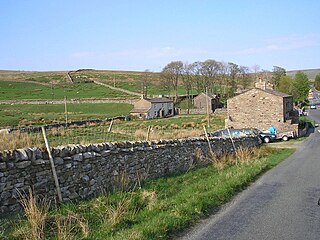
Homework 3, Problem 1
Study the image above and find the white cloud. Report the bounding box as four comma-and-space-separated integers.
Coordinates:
234, 34, 320, 56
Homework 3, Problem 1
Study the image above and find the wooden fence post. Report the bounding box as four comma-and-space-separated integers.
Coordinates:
41, 126, 62, 202
108, 120, 113, 132
146, 126, 151, 141
203, 126, 214, 156
64, 96, 68, 127
226, 128, 237, 164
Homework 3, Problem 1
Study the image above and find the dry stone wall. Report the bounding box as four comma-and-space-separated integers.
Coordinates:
0, 137, 260, 215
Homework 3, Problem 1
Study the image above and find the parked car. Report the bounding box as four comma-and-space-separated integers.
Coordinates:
204, 128, 276, 143
276, 131, 296, 141
310, 104, 317, 109
257, 130, 277, 143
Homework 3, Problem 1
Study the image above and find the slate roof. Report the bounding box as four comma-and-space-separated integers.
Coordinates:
262, 88, 291, 97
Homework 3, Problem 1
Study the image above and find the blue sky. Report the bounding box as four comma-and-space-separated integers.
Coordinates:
1, 0, 320, 72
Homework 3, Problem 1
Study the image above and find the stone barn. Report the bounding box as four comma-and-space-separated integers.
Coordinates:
130, 97, 174, 119
226, 88, 299, 133
194, 93, 221, 113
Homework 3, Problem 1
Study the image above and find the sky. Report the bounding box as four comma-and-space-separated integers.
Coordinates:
1, 0, 320, 72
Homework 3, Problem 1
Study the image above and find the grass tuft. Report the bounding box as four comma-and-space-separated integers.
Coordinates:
54, 211, 89, 240
16, 190, 49, 240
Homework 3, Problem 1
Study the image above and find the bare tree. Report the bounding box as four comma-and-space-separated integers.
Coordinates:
141, 69, 152, 97
161, 61, 183, 102
200, 59, 220, 93
252, 64, 260, 82
190, 61, 203, 94
227, 62, 240, 97
181, 62, 195, 113
239, 66, 252, 90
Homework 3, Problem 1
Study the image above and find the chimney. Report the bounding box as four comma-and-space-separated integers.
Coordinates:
255, 78, 266, 90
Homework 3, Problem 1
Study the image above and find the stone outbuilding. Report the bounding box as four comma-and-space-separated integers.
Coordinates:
130, 97, 174, 119
226, 88, 299, 133
193, 93, 221, 113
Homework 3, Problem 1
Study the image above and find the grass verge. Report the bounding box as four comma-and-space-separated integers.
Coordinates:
2, 147, 294, 239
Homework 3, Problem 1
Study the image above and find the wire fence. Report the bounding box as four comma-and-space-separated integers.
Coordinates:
0, 119, 214, 151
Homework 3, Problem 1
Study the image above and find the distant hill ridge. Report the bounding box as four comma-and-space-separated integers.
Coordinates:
286, 68, 320, 80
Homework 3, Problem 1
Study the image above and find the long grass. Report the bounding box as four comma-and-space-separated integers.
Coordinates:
15, 190, 49, 240
54, 211, 89, 240
3, 147, 294, 239
0, 115, 225, 151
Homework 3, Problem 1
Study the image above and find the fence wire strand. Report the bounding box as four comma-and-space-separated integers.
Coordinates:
1, 118, 219, 151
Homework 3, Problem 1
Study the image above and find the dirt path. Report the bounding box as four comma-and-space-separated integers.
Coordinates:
93, 80, 142, 96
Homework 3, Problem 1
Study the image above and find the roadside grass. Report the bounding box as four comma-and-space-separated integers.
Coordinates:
2, 147, 295, 239
0, 81, 133, 101
0, 103, 133, 128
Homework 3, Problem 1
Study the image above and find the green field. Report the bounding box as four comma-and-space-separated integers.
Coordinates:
0, 103, 133, 127
0, 81, 133, 100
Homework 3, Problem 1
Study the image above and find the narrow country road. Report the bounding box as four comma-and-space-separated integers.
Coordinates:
179, 110, 320, 240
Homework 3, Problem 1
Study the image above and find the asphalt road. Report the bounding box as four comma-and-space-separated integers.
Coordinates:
179, 110, 320, 240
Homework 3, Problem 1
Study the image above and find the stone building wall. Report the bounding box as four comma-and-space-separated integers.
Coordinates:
0, 137, 260, 215
226, 88, 298, 133
193, 93, 219, 112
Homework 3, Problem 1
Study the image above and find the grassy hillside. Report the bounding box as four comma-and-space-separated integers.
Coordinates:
2, 68, 319, 101
0, 70, 69, 84
287, 68, 320, 80
0, 81, 134, 100
0, 103, 133, 127
0, 69, 195, 100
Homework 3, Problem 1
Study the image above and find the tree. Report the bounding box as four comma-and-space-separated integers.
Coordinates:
252, 64, 260, 82
161, 61, 183, 102
238, 66, 252, 89
272, 66, 286, 88
227, 62, 240, 97
292, 71, 310, 103
314, 73, 320, 91
141, 69, 152, 97
199, 59, 221, 93
278, 75, 293, 95
190, 61, 203, 94
181, 62, 194, 112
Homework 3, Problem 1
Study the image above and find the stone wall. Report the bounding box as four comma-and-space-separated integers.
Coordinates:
8, 116, 125, 134
179, 108, 227, 115
0, 137, 260, 215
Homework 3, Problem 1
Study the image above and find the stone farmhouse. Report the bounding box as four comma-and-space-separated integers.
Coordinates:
130, 97, 174, 119
226, 87, 299, 133
193, 92, 221, 113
